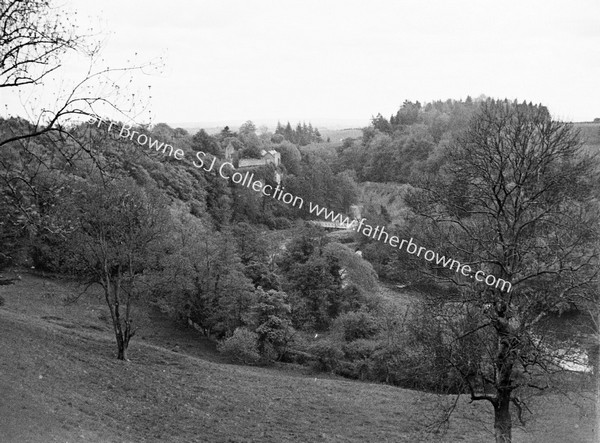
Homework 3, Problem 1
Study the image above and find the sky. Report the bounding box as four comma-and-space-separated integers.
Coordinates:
4, 0, 600, 128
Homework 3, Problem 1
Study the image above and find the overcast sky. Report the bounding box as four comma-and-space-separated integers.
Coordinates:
6, 0, 600, 128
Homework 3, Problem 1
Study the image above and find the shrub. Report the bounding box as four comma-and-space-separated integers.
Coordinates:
370, 344, 408, 385
217, 327, 261, 365
271, 134, 284, 144
308, 339, 343, 372
281, 333, 313, 364
342, 339, 380, 360
0, 295, 4, 307
255, 316, 294, 361
190, 200, 204, 217
336, 359, 373, 381
332, 311, 380, 342
269, 217, 292, 230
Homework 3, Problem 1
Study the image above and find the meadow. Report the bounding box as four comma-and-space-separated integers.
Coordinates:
0, 271, 595, 442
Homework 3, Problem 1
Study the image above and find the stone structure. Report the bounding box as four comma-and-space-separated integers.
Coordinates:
224, 142, 235, 161
238, 149, 281, 169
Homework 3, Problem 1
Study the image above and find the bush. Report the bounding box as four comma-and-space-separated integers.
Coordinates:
332, 311, 380, 342
190, 200, 204, 217
255, 316, 294, 361
342, 339, 380, 360
336, 359, 373, 381
281, 333, 312, 364
271, 134, 284, 144
370, 344, 408, 385
308, 339, 343, 372
217, 328, 261, 365
0, 295, 4, 307
269, 217, 292, 230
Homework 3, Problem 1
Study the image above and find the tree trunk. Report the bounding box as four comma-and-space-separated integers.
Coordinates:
112, 320, 132, 360
493, 302, 515, 443
113, 314, 133, 360
120, 320, 133, 361
116, 333, 127, 360
105, 278, 130, 361
494, 389, 512, 443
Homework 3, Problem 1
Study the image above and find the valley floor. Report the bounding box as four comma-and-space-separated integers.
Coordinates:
0, 272, 597, 442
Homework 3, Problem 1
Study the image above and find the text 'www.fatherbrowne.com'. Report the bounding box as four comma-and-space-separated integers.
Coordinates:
307, 202, 512, 293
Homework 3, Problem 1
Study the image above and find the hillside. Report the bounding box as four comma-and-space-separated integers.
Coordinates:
358, 181, 414, 227
575, 122, 600, 155
0, 272, 596, 443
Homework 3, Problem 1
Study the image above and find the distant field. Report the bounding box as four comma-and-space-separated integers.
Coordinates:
0, 272, 596, 443
317, 128, 363, 142
299, 142, 340, 159
574, 122, 600, 154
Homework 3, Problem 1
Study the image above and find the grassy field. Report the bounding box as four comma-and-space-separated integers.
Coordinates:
0, 271, 597, 442
574, 122, 600, 155
316, 128, 364, 142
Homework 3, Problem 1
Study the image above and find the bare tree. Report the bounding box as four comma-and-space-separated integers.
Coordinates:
407, 99, 600, 442
0, 0, 160, 270
0, 0, 80, 89
66, 178, 170, 360
0, 0, 160, 149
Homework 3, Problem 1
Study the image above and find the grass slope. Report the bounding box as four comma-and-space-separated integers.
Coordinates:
0, 272, 596, 442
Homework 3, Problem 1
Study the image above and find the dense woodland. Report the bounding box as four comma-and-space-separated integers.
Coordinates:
0, 112, 373, 351
2, 99, 599, 441
2, 2, 599, 441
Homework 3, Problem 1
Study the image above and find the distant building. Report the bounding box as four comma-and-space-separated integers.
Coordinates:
237, 158, 267, 168
238, 149, 281, 168
262, 149, 281, 166
224, 142, 235, 161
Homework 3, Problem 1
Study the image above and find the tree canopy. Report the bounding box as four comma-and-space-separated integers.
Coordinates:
406, 99, 600, 442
